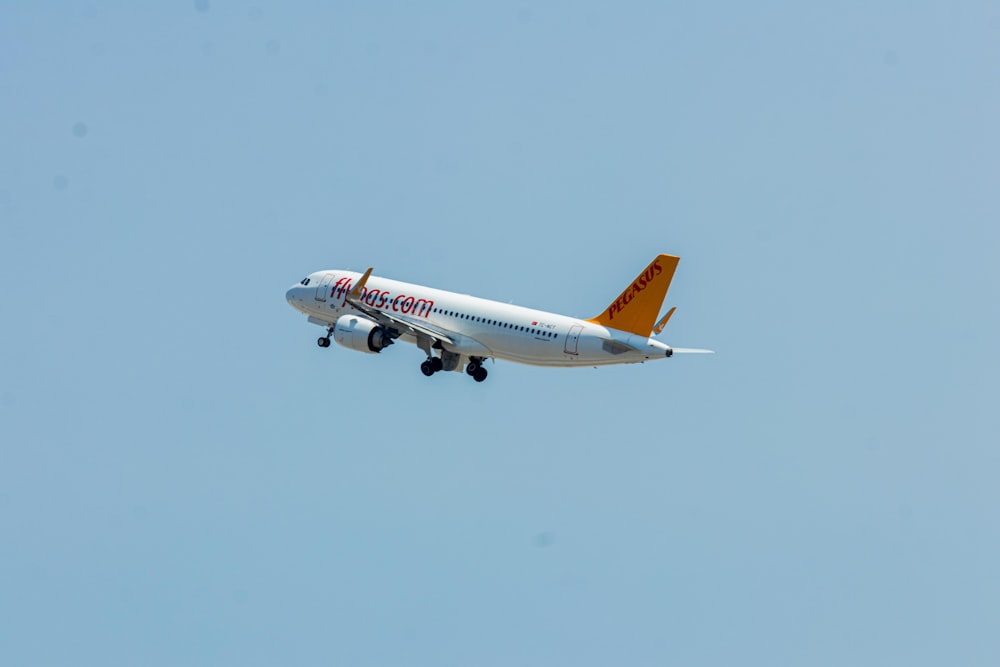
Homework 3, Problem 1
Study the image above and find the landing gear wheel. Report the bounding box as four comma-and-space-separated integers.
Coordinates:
466, 361, 480, 376
473, 367, 488, 383
420, 360, 435, 377
317, 337, 330, 348
431, 357, 443, 373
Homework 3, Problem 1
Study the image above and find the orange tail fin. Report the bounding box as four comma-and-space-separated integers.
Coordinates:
587, 255, 679, 336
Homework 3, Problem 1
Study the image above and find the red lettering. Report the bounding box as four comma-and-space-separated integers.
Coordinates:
332, 276, 349, 300
414, 298, 434, 315
606, 261, 666, 319
336, 281, 434, 319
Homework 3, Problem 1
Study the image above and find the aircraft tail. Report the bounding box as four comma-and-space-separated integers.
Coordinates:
587, 255, 679, 336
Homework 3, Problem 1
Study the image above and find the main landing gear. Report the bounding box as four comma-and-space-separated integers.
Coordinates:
420, 357, 444, 376
419, 356, 488, 382
317, 325, 333, 348
466, 359, 488, 383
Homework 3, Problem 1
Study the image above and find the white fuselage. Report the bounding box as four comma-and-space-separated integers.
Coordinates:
286, 270, 673, 368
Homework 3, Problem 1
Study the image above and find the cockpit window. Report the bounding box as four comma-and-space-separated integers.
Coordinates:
300, 277, 311, 286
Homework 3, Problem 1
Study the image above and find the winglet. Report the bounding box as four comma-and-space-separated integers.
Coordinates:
653, 307, 676, 335
349, 267, 373, 299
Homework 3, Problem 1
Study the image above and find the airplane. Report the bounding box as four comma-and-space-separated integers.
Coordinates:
285, 254, 713, 383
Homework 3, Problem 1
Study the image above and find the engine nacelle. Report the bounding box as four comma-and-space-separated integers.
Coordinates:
333, 315, 392, 354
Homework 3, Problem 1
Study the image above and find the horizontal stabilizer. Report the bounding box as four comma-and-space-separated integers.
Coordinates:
653, 307, 676, 335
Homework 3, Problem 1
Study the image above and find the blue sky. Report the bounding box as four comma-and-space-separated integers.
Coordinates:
2, 2, 998, 665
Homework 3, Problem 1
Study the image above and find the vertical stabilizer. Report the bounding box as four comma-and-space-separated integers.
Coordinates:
587, 255, 679, 336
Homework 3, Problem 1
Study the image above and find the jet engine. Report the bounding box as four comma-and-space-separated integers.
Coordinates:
333, 315, 393, 353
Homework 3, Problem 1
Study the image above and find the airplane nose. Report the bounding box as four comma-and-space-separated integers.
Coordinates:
286, 287, 295, 304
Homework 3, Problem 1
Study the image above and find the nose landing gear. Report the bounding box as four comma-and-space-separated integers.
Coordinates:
317, 325, 334, 348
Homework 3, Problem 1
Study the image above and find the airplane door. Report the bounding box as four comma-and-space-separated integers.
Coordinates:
314, 273, 335, 302
565, 325, 583, 355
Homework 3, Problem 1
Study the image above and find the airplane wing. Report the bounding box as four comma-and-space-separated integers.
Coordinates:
345, 267, 458, 345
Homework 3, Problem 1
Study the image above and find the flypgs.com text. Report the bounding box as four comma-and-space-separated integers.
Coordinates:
331, 277, 434, 318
